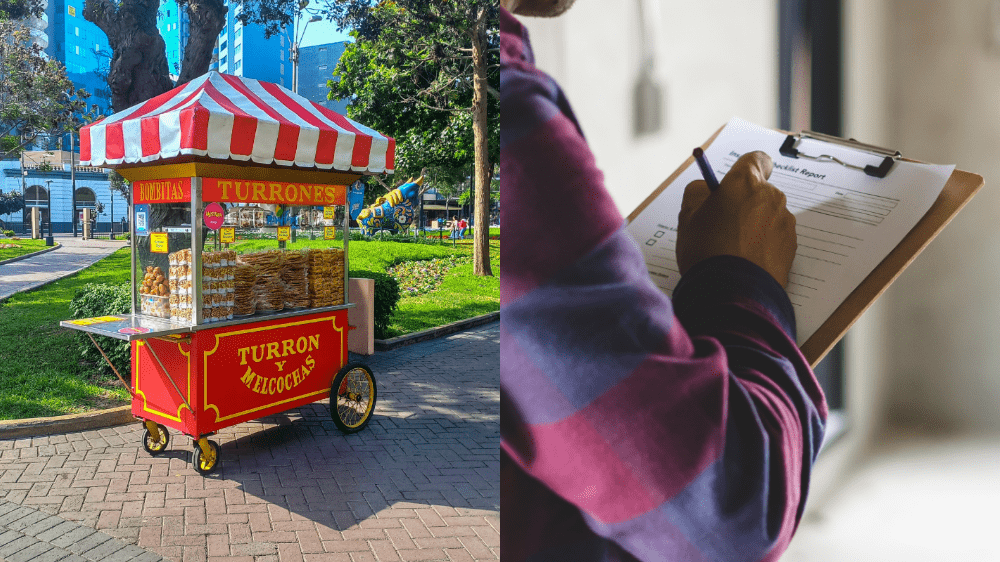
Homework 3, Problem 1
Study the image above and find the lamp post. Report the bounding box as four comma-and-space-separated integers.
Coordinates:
290, 1, 322, 94
20, 140, 27, 235
71, 131, 77, 237
44, 179, 53, 246
289, 5, 320, 243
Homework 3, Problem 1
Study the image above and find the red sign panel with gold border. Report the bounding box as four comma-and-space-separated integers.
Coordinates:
129, 310, 348, 437
196, 310, 348, 433
201, 178, 346, 206
131, 338, 196, 434
133, 177, 192, 204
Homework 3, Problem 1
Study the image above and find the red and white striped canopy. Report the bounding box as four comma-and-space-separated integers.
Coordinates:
80, 72, 394, 174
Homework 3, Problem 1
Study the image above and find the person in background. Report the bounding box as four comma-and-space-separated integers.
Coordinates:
458, 217, 469, 238
500, 1, 827, 561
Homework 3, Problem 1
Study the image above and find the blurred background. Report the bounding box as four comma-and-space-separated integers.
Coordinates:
515, 0, 1000, 559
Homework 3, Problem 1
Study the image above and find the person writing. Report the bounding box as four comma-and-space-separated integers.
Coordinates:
500, 1, 827, 561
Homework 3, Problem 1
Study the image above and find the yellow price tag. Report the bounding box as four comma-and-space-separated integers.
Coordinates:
220, 227, 235, 244
324, 226, 336, 240
323, 206, 335, 219
150, 232, 169, 253
276, 226, 290, 241
67, 316, 121, 326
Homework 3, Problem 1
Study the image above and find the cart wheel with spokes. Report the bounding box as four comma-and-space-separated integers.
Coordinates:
192, 439, 220, 475
330, 363, 377, 434
142, 422, 170, 456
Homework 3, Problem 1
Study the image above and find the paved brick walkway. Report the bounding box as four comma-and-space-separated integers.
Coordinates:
0, 322, 499, 562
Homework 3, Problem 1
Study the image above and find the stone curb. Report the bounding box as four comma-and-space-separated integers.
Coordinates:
0, 242, 61, 266
374, 311, 500, 351
0, 405, 134, 440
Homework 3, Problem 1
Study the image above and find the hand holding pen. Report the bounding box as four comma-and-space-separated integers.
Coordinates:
675, 149, 798, 288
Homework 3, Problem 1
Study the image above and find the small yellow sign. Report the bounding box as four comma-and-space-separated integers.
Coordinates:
68, 5, 76, 16
276, 226, 291, 241
220, 227, 235, 244
150, 232, 169, 253
67, 316, 121, 326
324, 226, 336, 240
323, 206, 335, 219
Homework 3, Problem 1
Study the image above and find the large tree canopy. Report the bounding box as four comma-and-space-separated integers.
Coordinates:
326, 0, 499, 275
0, 17, 92, 159
84, 0, 299, 111
0, 0, 42, 20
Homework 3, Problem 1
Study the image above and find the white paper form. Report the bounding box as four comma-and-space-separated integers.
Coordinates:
626, 118, 954, 344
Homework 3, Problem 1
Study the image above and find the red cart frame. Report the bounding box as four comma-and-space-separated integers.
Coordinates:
61, 72, 394, 475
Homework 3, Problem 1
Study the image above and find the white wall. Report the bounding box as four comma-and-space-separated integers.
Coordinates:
516, 0, 779, 215
877, 0, 1000, 434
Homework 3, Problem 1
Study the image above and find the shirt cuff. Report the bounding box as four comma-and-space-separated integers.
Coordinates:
672, 255, 796, 339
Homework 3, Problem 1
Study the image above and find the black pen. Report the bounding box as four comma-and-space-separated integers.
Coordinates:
692, 147, 721, 191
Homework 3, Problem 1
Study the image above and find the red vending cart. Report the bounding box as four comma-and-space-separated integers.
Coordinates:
60, 72, 394, 474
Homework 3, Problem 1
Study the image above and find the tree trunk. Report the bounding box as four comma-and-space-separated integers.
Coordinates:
85, 0, 173, 112
471, 8, 493, 276
177, 0, 227, 86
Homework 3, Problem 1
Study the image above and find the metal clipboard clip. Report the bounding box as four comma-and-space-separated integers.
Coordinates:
779, 130, 902, 179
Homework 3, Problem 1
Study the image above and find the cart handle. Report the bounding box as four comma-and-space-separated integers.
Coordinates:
87, 332, 135, 398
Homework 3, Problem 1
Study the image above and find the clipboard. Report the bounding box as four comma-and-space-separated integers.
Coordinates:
627, 125, 984, 368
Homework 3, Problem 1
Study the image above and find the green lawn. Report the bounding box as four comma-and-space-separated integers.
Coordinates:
231, 237, 461, 272
387, 240, 500, 336
0, 236, 499, 419
0, 238, 49, 261
0, 248, 133, 419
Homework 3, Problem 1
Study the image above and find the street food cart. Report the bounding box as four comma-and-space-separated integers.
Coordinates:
60, 72, 394, 474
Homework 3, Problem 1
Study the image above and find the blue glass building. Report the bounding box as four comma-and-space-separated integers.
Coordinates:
44, 0, 113, 115
297, 42, 350, 113
159, 0, 189, 80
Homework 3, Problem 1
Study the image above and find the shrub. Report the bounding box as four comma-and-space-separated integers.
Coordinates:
349, 230, 438, 245
350, 270, 401, 339
69, 283, 131, 380
3, 230, 13, 237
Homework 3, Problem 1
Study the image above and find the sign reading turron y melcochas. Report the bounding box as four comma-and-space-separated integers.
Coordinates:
202, 314, 346, 423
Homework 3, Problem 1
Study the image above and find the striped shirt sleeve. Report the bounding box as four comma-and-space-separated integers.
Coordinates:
500, 7, 828, 562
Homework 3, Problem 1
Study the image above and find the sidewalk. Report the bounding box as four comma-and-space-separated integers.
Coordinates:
0, 235, 128, 301
0, 321, 500, 561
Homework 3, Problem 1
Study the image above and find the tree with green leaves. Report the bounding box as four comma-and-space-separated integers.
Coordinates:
0, 190, 25, 230
325, 0, 498, 276
0, 18, 93, 159
0, 0, 42, 20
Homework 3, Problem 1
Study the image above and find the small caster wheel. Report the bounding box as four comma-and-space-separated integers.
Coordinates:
192, 439, 220, 475
331, 363, 377, 434
142, 422, 169, 456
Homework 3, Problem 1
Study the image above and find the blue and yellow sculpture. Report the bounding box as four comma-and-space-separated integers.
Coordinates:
356, 175, 423, 235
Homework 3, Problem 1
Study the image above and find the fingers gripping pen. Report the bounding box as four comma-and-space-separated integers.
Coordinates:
692, 147, 721, 192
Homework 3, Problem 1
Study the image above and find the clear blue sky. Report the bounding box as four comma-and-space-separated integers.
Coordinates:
297, 18, 353, 48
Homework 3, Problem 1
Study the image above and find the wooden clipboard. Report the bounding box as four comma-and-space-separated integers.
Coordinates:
627, 125, 984, 368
